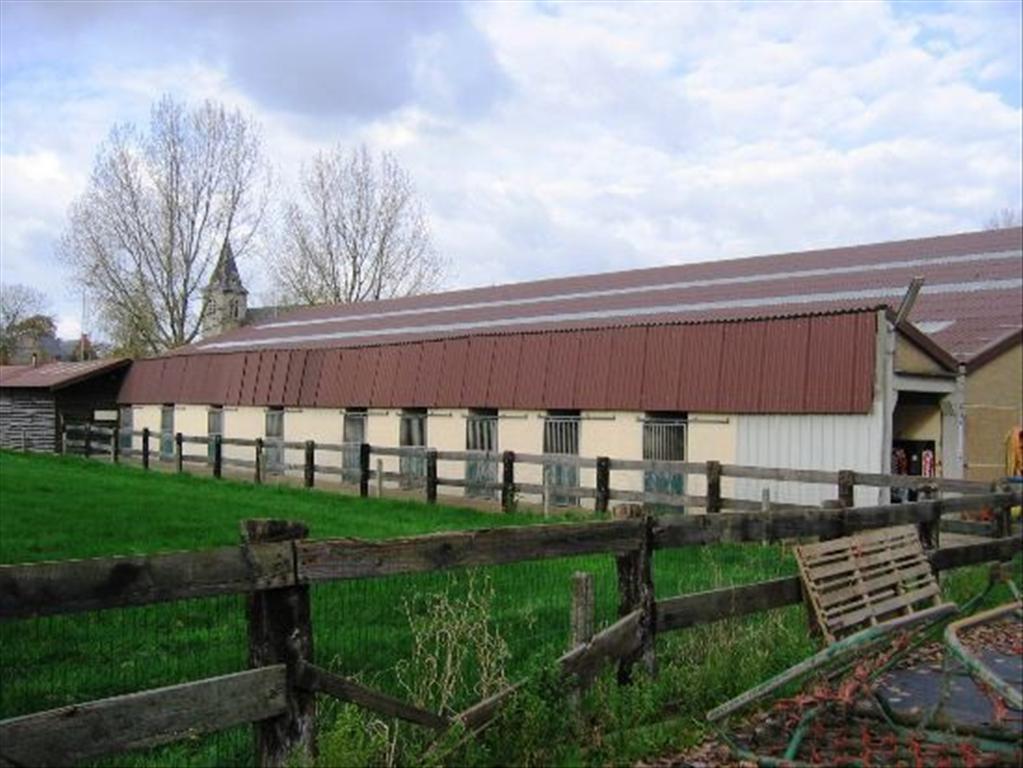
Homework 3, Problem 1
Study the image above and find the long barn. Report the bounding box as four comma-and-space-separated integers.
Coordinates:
117, 226, 1023, 507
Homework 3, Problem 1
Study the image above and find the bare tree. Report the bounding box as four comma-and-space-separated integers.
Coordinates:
0, 283, 51, 364
59, 95, 268, 355
984, 207, 1022, 230
269, 145, 443, 305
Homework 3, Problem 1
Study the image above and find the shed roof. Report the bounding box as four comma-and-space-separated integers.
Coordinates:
184, 226, 1021, 364
0, 358, 131, 391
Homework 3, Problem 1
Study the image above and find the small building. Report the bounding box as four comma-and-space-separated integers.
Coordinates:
116, 227, 1021, 508
0, 359, 132, 453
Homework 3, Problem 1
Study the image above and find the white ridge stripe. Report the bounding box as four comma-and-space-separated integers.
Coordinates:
252, 249, 1023, 331
198, 278, 1022, 351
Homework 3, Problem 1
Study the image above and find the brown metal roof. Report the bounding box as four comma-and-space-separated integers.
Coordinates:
181, 227, 1021, 364
119, 309, 880, 414
0, 358, 131, 391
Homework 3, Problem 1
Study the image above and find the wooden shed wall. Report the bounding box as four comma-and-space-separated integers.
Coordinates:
0, 390, 57, 452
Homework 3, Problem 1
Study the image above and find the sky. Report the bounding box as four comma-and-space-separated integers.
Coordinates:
1, 0, 1021, 340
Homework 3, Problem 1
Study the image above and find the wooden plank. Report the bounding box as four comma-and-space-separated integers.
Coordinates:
516, 482, 598, 499
296, 520, 644, 583
939, 518, 996, 537
514, 452, 598, 468
434, 449, 500, 462
930, 536, 1022, 571
606, 458, 704, 473
719, 464, 838, 484
656, 577, 803, 633
816, 562, 933, 610
830, 583, 941, 631
608, 489, 708, 507
0, 542, 295, 620
456, 682, 524, 731
0, 665, 287, 767
295, 662, 449, 731
557, 609, 643, 684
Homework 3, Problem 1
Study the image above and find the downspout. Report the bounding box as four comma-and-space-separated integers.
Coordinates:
877, 309, 896, 505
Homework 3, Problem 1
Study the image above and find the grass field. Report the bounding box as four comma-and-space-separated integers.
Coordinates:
0, 451, 1015, 766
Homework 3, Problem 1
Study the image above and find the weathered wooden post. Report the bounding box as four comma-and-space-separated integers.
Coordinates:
918, 486, 940, 550
426, 449, 438, 504
255, 438, 264, 484
60, 423, 67, 455
242, 519, 315, 767
376, 459, 384, 498
83, 422, 92, 458
761, 488, 771, 513
142, 428, 150, 470
359, 443, 370, 498
837, 469, 855, 509
21, 428, 27, 452
175, 432, 184, 473
501, 450, 516, 513
304, 441, 315, 489
994, 482, 1012, 539
568, 571, 595, 708
213, 435, 223, 479
616, 511, 656, 684
705, 460, 722, 514
595, 456, 611, 516
542, 465, 551, 519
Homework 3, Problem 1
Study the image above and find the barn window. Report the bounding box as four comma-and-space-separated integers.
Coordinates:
342, 408, 367, 483
265, 407, 284, 474
119, 407, 133, 451
466, 409, 498, 499
399, 408, 428, 488
642, 413, 687, 511
207, 407, 223, 462
160, 405, 174, 460
543, 411, 580, 507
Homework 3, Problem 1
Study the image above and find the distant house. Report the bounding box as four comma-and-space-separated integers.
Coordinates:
0, 358, 131, 452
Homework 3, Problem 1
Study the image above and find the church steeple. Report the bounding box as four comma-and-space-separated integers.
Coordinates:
203, 239, 248, 337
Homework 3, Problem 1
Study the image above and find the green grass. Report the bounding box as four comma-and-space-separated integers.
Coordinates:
0, 451, 1016, 767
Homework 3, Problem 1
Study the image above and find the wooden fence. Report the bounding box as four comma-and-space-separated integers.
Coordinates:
61, 425, 998, 518
1, 488, 1020, 766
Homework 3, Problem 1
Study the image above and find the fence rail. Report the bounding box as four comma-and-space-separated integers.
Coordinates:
1, 483, 1020, 765
60, 427, 999, 516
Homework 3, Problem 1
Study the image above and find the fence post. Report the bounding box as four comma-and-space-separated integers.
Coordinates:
304, 440, 315, 489
112, 427, 120, 464
616, 511, 656, 684
21, 428, 27, 452
994, 483, 1011, 539
175, 432, 184, 473
918, 486, 940, 550
142, 428, 150, 470
838, 469, 855, 509
376, 459, 384, 498
501, 450, 516, 513
359, 443, 370, 498
595, 456, 610, 516
761, 488, 771, 513
213, 435, 223, 479
706, 460, 722, 514
569, 571, 595, 705
84, 422, 92, 458
242, 519, 315, 767
426, 449, 438, 504
255, 438, 263, 484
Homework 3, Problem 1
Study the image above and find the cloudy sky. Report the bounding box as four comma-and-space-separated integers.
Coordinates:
1, 0, 1021, 339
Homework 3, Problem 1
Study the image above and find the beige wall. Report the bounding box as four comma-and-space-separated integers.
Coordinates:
283, 408, 344, 475
894, 336, 947, 376
131, 405, 162, 453
366, 409, 401, 486
686, 416, 738, 498
430, 409, 467, 496
222, 406, 264, 464
964, 342, 1023, 482
578, 412, 645, 505
498, 411, 544, 502
894, 404, 941, 443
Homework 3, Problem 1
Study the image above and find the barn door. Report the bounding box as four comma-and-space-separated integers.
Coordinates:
543, 413, 580, 506
466, 410, 498, 499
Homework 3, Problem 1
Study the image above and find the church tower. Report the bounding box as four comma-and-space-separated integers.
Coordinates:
203, 239, 248, 337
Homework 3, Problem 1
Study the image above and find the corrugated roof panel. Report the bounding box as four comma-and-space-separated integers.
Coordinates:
715, 321, 768, 413
315, 348, 343, 406
758, 317, 812, 412
436, 338, 469, 406
116, 361, 145, 403
299, 349, 325, 405
372, 345, 402, 405
605, 327, 647, 409
185, 355, 213, 403
677, 323, 725, 411
391, 343, 423, 405
544, 332, 580, 408
349, 347, 380, 405
640, 326, 684, 411
512, 333, 551, 409
252, 351, 275, 405
266, 350, 289, 405
804, 314, 872, 413
282, 350, 307, 406
485, 334, 523, 406
412, 340, 444, 407
238, 352, 259, 406
851, 312, 877, 413
222, 353, 246, 405
574, 329, 612, 410
461, 337, 495, 406
161, 357, 187, 404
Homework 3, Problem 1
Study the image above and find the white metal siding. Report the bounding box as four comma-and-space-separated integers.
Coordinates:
734, 401, 885, 507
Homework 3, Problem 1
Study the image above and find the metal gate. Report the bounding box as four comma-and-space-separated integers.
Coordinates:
642, 416, 686, 511
543, 414, 580, 507
399, 410, 427, 488
207, 408, 223, 462
265, 409, 284, 474
465, 410, 498, 499
342, 410, 366, 484
160, 406, 174, 460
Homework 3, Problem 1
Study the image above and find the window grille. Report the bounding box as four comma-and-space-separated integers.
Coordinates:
207, 407, 223, 462
543, 412, 580, 506
265, 408, 284, 474
342, 409, 367, 483
119, 407, 133, 450
466, 409, 498, 499
399, 409, 428, 488
160, 405, 174, 460
642, 415, 687, 511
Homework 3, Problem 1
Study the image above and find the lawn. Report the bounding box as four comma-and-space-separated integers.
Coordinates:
0, 451, 1014, 767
